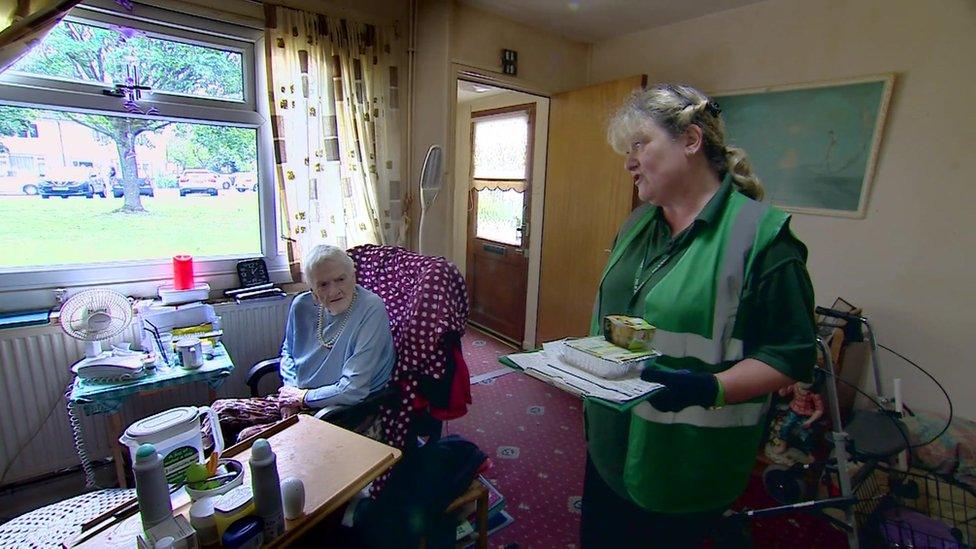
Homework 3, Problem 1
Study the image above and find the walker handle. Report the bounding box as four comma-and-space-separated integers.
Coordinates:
815, 306, 864, 324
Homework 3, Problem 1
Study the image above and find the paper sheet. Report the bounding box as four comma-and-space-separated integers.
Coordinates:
506, 340, 663, 403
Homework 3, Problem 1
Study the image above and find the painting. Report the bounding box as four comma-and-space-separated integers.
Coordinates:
712, 74, 894, 217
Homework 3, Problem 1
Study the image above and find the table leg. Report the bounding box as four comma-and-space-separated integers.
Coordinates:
107, 412, 127, 488
476, 488, 489, 549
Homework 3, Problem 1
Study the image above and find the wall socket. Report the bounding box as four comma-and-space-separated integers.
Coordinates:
54, 288, 67, 306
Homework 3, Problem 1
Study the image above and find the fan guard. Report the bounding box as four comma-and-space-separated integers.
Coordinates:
59, 289, 132, 342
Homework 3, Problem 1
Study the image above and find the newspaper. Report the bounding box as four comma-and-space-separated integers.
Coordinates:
505, 339, 663, 404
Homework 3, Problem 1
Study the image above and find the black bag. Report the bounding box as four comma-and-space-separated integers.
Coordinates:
355, 435, 487, 548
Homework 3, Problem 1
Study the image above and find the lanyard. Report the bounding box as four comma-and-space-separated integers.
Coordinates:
633, 246, 674, 295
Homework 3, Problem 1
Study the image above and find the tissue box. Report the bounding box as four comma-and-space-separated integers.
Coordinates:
603, 315, 656, 351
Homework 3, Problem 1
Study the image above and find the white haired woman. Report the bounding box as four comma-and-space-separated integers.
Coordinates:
581, 84, 817, 547
211, 244, 394, 443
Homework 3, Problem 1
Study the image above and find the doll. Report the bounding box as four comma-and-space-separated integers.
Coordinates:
773, 381, 825, 456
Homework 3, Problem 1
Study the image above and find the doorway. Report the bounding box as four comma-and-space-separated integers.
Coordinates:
453, 79, 549, 347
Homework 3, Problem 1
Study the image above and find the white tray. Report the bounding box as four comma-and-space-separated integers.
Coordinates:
158, 282, 211, 305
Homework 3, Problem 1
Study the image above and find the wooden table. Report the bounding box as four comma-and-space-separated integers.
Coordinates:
71, 415, 402, 547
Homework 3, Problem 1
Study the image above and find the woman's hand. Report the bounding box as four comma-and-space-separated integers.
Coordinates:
640, 368, 719, 411
277, 385, 308, 412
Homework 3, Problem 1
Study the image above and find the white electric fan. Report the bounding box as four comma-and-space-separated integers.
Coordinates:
59, 289, 144, 380
417, 144, 443, 254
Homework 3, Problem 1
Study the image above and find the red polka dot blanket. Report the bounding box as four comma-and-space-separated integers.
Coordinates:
349, 245, 469, 453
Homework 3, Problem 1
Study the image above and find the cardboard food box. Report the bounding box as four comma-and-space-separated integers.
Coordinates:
603, 315, 656, 351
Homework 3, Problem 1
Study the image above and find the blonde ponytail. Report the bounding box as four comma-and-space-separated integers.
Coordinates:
608, 83, 767, 202
724, 145, 764, 201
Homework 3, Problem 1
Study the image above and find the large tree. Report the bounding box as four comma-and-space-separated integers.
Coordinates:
11, 19, 243, 211
0, 106, 40, 137
167, 124, 257, 175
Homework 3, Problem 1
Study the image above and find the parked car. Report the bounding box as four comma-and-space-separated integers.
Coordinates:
37, 167, 99, 199
219, 173, 234, 190
177, 169, 219, 196
0, 174, 40, 196
111, 177, 155, 198
233, 172, 258, 192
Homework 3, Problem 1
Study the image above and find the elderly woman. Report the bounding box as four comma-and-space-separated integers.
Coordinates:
581, 84, 817, 547
212, 244, 394, 442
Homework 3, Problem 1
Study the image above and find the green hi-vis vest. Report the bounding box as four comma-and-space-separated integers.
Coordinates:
586, 191, 790, 514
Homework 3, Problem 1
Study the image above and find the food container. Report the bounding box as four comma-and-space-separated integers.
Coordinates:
119, 406, 225, 484
185, 459, 245, 501
158, 282, 211, 306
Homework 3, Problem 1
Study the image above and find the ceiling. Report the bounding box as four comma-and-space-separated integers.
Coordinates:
459, 0, 765, 43
457, 80, 509, 102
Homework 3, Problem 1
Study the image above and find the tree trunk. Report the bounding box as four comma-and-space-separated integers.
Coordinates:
118, 120, 145, 212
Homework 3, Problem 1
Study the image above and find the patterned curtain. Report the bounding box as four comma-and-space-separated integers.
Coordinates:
265, 5, 404, 280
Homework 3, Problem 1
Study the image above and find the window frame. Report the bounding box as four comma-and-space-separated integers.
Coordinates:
470, 106, 532, 185
0, 0, 286, 312
469, 104, 535, 247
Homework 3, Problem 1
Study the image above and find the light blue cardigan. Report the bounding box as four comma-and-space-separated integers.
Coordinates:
279, 286, 394, 408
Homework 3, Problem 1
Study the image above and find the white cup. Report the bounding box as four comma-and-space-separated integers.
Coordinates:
175, 337, 204, 369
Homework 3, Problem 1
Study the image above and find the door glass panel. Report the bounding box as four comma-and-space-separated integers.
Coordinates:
475, 188, 523, 246
472, 113, 528, 180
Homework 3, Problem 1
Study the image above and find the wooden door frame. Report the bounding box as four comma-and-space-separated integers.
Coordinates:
451, 65, 550, 349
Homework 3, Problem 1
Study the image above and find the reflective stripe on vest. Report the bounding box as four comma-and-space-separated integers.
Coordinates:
632, 397, 769, 428
649, 198, 769, 364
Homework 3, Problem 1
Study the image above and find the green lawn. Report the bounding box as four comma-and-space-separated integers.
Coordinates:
0, 190, 262, 268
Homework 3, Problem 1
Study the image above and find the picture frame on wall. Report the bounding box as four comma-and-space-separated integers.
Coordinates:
711, 74, 894, 218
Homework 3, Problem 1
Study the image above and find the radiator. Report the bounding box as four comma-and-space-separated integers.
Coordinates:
0, 297, 291, 486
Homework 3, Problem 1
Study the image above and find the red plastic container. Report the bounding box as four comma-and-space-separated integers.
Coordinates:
173, 255, 194, 290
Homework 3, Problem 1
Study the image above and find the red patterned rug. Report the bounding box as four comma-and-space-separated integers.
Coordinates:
454, 327, 848, 548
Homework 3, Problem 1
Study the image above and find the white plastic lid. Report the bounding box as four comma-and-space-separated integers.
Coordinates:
249, 438, 273, 465
190, 498, 215, 520
174, 337, 201, 349
125, 406, 200, 441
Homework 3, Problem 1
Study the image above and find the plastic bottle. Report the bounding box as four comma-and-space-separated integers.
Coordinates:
189, 498, 220, 548
133, 443, 173, 532
249, 438, 284, 540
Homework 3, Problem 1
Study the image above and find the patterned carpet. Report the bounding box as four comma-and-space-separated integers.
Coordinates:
452, 327, 847, 548
452, 327, 584, 548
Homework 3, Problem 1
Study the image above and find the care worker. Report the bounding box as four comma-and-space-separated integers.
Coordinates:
582, 84, 817, 547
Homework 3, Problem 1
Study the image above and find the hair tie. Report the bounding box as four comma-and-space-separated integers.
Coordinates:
705, 101, 722, 117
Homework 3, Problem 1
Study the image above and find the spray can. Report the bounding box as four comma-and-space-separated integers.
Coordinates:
133, 443, 173, 532
248, 438, 284, 540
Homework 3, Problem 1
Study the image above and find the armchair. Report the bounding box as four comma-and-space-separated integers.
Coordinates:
245, 245, 469, 447
246, 357, 398, 433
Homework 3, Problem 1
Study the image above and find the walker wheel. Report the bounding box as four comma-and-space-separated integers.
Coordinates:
762, 464, 805, 504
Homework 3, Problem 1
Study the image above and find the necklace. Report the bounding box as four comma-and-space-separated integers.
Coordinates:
316, 289, 358, 348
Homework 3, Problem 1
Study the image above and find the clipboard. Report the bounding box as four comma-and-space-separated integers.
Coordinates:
499, 351, 663, 412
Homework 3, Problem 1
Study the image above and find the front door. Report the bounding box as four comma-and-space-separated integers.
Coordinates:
465, 103, 535, 344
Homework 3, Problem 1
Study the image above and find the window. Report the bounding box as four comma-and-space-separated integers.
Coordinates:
470, 107, 531, 246
0, 1, 277, 310
15, 123, 39, 138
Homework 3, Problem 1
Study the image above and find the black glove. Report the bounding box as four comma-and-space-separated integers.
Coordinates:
640, 368, 719, 412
